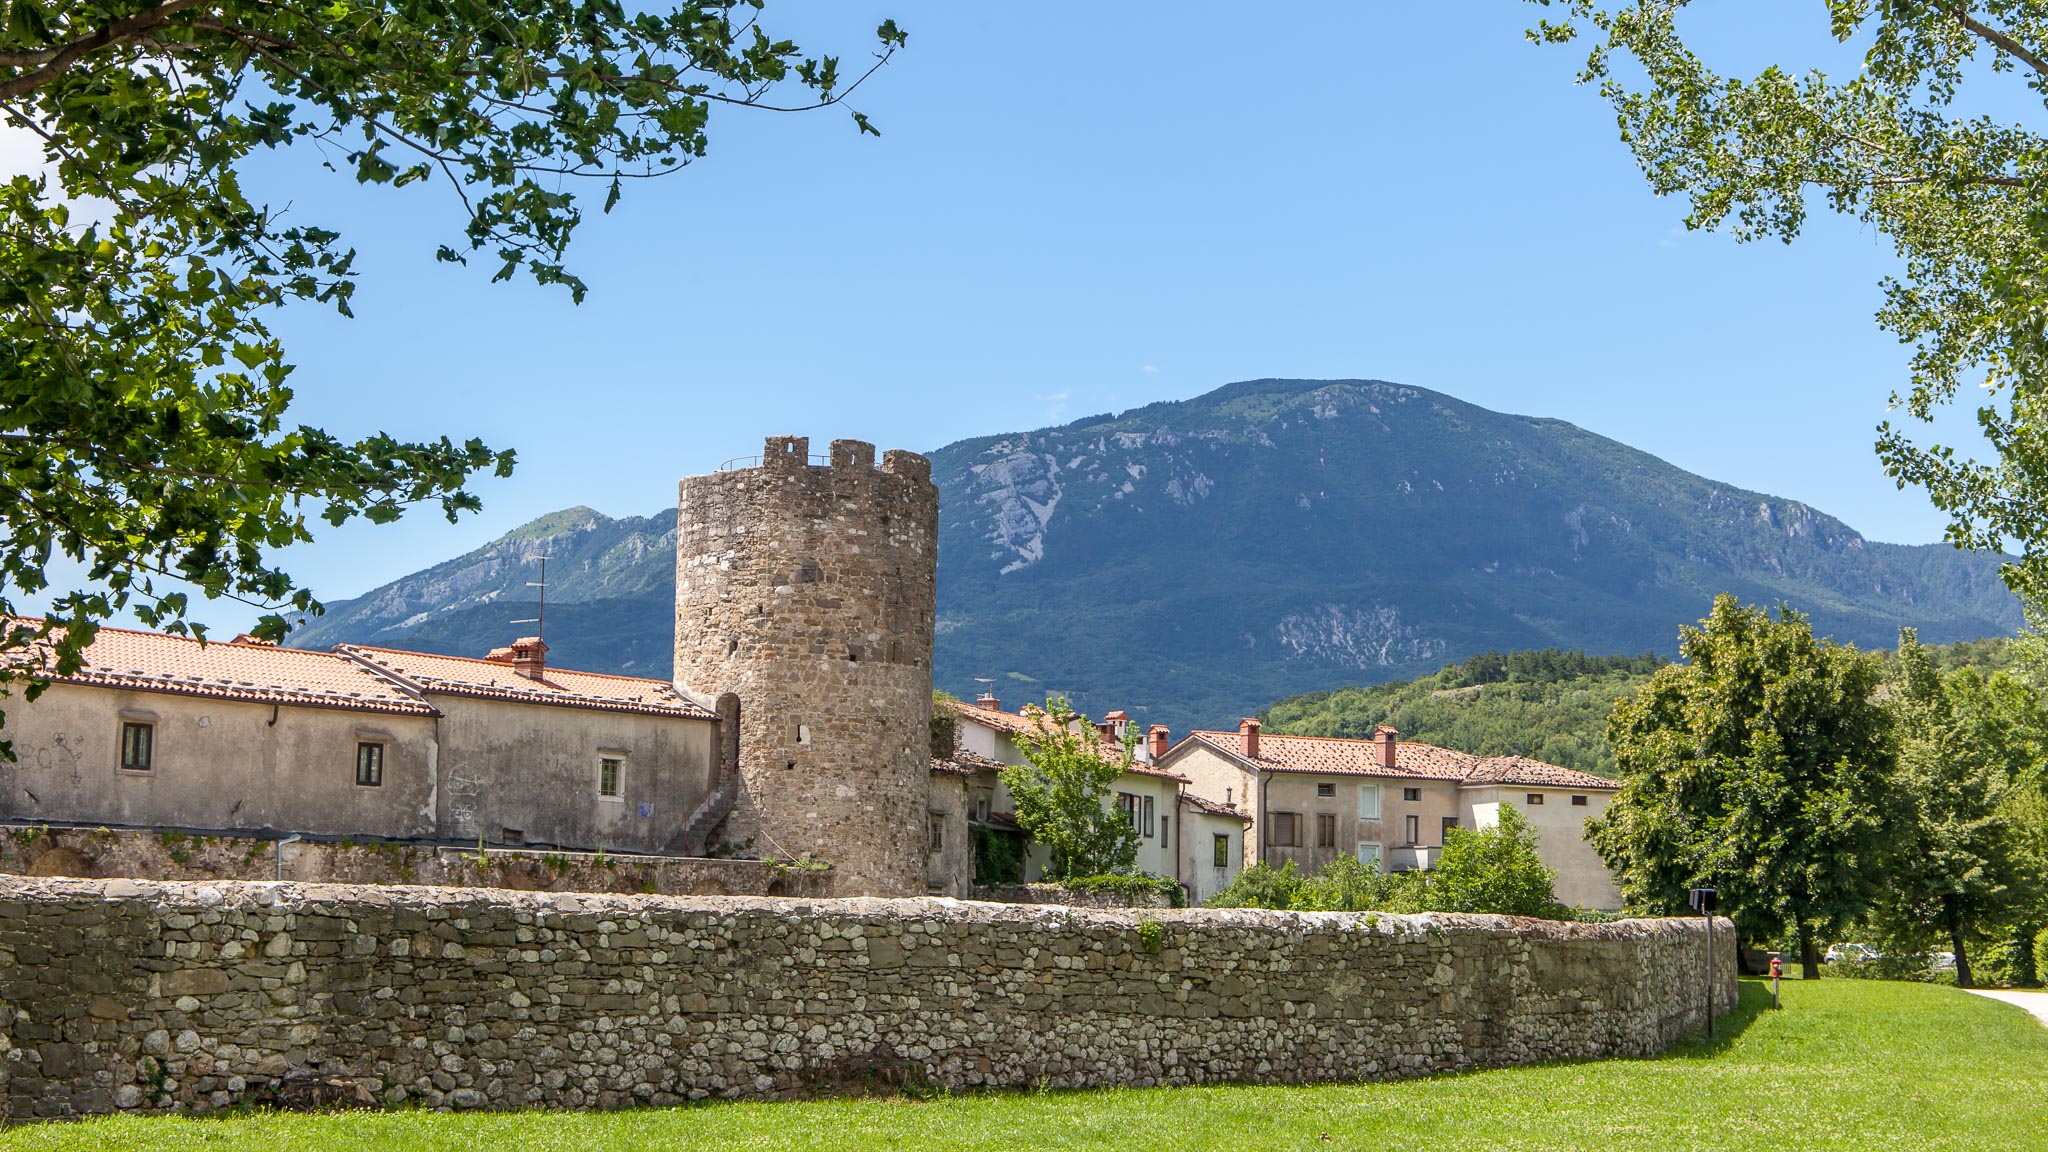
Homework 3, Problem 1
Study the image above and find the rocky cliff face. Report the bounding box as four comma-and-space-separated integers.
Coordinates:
290, 378, 2020, 732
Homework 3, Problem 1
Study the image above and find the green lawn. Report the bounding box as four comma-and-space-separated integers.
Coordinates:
8, 980, 2047, 1151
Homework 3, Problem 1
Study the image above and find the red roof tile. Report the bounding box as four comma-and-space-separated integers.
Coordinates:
1184, 731, 1615, 790
1179, 792, 1253, 822
338, 646, 713, 720
22, 624, 437, 716
946, 700, 1187, 782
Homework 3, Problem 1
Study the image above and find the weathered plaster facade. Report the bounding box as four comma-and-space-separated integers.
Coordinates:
0, 683, 439, 841
1464, 785, 1622, 910
674, 437, 939, 896
422, 695, 717, 856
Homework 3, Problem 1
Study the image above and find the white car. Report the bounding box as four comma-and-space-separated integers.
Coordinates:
1932, 951, 1958, 971
1825, 943, 1881, 964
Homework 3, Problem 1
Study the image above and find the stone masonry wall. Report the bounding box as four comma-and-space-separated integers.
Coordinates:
0, 825, 827, 900
674, 437, 939, 897
0, 878, 1737, 1119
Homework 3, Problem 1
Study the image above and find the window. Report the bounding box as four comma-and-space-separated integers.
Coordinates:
1316, 782, 1335, 798
1268, 812, 1301, 847
975, 796, 992, 822
1117, 792, 1140, 830
1316, 812, 1337, 848
1356, 784, 1381, 820
927, 815, 944, 853
1213, 833, 1231, 869
1442, 816, 1459, 840
1356, 842, 1382, 869
1403, 787, 1421, 802
1526, 793, 1545, 806
119, 722, 153, 773
1404, 814, 1419, 844
355, 742, 384, 787
1143, 795, 1156, 838
1160, 815, 1169, 849
1572, 794, 1589, 806
598, 756, 624, 800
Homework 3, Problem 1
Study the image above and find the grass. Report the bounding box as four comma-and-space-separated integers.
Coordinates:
7, 980, 2047, 1151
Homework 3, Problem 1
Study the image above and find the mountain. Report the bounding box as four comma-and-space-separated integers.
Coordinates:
287, 378, 2022, 733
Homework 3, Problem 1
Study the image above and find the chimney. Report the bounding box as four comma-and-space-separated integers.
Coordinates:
1239, 717, 1261, 760
1376, 725, 1398, 769
509, 636, 548, 680
975, 692, 1002, 712
1147, 724, 1170, 761
1104, 709, 1130, 740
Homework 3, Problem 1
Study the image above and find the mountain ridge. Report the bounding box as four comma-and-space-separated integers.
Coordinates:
287, 378, 2021, 732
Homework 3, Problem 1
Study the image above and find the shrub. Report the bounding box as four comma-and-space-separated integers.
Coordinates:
1062, 872, 1184, 908
1418, 805, 1559, 918
1204, 861, 1306, 909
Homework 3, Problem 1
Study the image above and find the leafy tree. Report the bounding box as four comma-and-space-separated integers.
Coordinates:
0, 1, 903, 747
1004, 698, 1139, 882
1874, 631, 2048, 987
1594, 595, 1896, 976
1293, 853, 1412, 912
1529, 2, 2048, 601
1423, 805, 1559, 918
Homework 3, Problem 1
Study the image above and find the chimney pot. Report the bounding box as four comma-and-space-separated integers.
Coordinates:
1147, 724, 1170, 761
1376, 725, 1398, 770
1239, 717, 1262, 760
509, 636, 549, 680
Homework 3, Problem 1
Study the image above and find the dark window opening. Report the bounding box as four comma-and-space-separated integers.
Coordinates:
1212, 833, 1231, 869
1143, 795, 1156, 838
1572, 794, 1588, 806
1316, 782, 1335, 798
1403, 787, 1421, 802
1404, 814, 1419, 844
119, 722, 153, 773
355, 742, 384, 787
1315, 812, 1337, 848
1526, 793, 1544, 806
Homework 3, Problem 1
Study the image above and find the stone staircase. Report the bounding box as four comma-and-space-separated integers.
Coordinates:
678, 761, 738, 857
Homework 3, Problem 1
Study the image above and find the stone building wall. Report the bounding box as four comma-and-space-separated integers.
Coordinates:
0, 826, 825, 899
673, 437, 939, 896
0, 878, 1736, 1119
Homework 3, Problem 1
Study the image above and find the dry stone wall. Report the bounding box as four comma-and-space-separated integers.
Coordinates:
0, 826, 826, 899
0, 878, 1734, 1119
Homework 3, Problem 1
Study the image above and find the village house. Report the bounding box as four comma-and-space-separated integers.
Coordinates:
941, 695, 1248, 901
1, 626, 721, 857
1158, 720, 1623, 910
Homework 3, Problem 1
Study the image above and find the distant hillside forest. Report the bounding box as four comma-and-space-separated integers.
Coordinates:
1260, 638, 2024, 778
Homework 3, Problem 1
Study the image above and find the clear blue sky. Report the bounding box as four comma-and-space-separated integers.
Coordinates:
13, 3, 2011, 633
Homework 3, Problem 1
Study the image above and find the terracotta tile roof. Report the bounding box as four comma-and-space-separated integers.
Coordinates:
1179, 792, 1253, 822
945, 700, 1187, 782
338, 646, 713, 720
929, 758, 977, 778
1465, 756, 1618, 790
20, 623, 437, 716
1184, 731, 1615, 790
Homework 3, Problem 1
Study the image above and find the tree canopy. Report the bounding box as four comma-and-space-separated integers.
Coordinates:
1872, 629, 2048, 986
0, 1, 902, 743
1593, 595, 1896, 974
1530, 1, 2048, 601
1003, 698, 1140, 882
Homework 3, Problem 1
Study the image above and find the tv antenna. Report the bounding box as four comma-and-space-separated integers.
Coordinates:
510, 554, 550, 640
973, 677, 996, 701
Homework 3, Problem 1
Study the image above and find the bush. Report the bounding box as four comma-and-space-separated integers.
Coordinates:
1063, 872, 1185, 908
1293, 855, 1417, 912
1418, 805, 1560, 918
1204, 861, 1306, 909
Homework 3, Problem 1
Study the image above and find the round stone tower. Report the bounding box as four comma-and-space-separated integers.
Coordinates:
673, 436, 938, 897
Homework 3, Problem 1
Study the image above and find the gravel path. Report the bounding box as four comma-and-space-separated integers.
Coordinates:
1965, 988, 2048, 1026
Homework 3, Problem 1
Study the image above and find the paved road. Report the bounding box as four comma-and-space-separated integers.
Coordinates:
1965, 988, 2048, 1025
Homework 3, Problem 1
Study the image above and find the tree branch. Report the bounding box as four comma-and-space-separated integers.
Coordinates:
1954, 5, 2048, 79
0, 0, 216, 100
